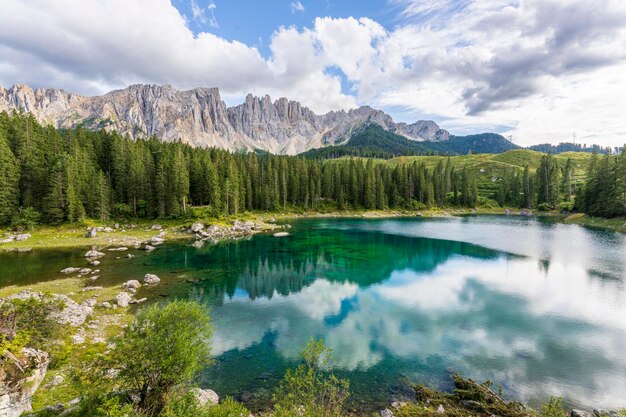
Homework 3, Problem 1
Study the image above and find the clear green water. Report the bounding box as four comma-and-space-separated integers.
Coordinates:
1, 216, 625, 412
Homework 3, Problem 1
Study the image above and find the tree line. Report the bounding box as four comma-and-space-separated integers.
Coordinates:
0, 112, 624, 226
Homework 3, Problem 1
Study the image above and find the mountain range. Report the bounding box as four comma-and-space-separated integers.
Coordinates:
0, 83, 459, 155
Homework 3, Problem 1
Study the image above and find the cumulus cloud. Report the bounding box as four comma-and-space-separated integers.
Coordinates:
0, 0, 625, 145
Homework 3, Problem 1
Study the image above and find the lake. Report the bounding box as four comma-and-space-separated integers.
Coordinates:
1, 216, 625, 412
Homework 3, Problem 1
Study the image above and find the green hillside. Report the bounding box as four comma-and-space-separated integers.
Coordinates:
329, 149, 593, 201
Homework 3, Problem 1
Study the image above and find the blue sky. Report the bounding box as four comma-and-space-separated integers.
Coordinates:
1, 0, 626, 146
173, 0, 397, 52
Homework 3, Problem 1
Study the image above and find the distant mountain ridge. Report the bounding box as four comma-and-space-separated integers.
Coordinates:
0, 83, 452, 155
303, 124, 518, 159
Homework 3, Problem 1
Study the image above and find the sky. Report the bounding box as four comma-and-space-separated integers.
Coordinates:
1, 0, 626, 147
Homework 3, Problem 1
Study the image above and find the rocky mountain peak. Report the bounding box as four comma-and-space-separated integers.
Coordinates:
0, 83, 450, 154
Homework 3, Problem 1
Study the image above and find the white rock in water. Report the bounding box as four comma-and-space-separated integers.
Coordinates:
108, 247, 128, 251
115, 292, 132, 307
60, 267, 81, 274
78, 268, 92, 274
89, 260, 101, 266
144, 245, 156, 251
85, 250, 105, 258
150, 236, 165, 245
191, 387, 219, 407
273, 232, 290, 237
143, 274, 160, 285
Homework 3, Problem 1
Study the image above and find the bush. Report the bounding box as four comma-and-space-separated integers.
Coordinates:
537, 203, 552, 212
11, 206, 41, 231
0, 295, 64, 354
557, 201, 574, 212
113, 203, 133, 219
272, 339, 350, 417
108, 300, 213, 416
540, 397, 567, 417
163, 390, 250, 417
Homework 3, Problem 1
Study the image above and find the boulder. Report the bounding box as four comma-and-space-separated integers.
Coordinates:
151, 224, 163, 230
78, 268, 92, 274
103, 227, 114, 233
52, 295, 94, 326
89, 260, 101, 266
150, 236, 165, 245
108, 247, 128, 251
15, 233, 31, 241
71, 334, 85, 345
191, 387, 219, 407
380, 409, 395, 417
123, 280, 141, 291
84, 250, 105, 258
0, 348, 49, 417
114, 223, 119, 229
144, 245, 156, 251
86, 227, 97, 238
115, 292, 132, 307
437, 405, 445, 414
273, 232, 290, 237
60, 267, 80, 274
143, 274, 160, 285
190, 222, 205, 233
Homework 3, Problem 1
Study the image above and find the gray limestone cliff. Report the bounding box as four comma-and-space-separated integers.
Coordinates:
0, 84, 449, 155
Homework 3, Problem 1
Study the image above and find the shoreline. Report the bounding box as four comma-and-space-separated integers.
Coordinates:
0, 209, 623, 253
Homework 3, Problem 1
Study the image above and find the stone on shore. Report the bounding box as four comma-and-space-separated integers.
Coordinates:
191, 387, 219, 407
15, 233, 31, 241
150, 236, 165, 245
0, 348, 49, 417
85, 250, 105, 258
60, 267, 81, 274
123, 280, 141, 291
115, 292, 132, 307
190, 222, 205, 233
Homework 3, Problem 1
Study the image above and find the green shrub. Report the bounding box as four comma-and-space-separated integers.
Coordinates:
108, 300, 213, 416
539, 397, 567, 417
272, 339, 349, 417
0, 295, 64, 354
11, 206, 41, 231
113, 203, 133, 219
162, 390, 249, 417
537, 203, 552, 212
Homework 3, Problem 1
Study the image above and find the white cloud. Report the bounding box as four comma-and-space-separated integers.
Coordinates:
290, 1, 305, 13
0, 0, 625, 145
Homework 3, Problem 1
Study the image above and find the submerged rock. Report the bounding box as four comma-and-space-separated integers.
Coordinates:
108, 247, 128, 251
60, 267, 80, 274
143, 274, 160, 285
144, 244, 156, 251
273, 232, 290, 237
84, 250, 105, 258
